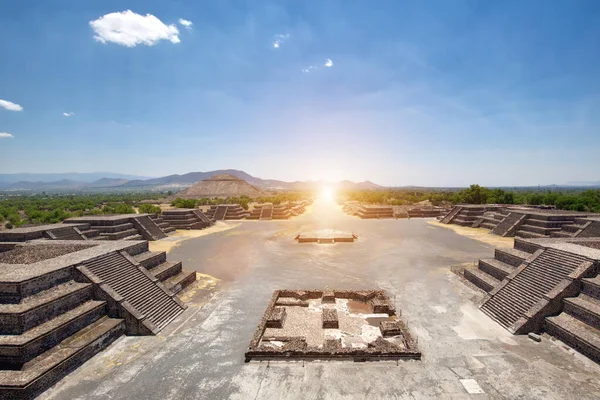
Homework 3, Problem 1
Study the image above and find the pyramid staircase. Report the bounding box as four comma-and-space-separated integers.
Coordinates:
546, 271, 600, 363
65, 215, 172, 241
161, 209, 213, 230
149, 214, 176, 234
464, 241, 536, 292
551, 218, 600, 239
513, 215, 582, 239
260, 207, 273, 220
0, 240, 191, 398
206, 204, 247, 221
480, 247, 594, 334
130, 250, 196, 295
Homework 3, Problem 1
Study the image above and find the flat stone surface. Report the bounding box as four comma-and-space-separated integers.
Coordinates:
0, 243, 94, 264
524, 238, 600, 260
65, 214, 152, 222
0, 223, 88, 234
38, 200, 600, 400
0, 240, 145, 281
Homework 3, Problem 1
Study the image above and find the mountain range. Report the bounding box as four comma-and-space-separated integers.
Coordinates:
0, 170, 383, 192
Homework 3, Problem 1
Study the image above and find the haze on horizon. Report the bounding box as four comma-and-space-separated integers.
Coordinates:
1, 1, 599, 187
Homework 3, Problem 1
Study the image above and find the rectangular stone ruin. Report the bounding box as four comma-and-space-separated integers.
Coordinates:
356, 205, 394, 219
245, 289, 420, 362
295, 230, 357, 243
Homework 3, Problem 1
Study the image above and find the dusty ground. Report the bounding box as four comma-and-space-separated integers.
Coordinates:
41, 199, 600, 399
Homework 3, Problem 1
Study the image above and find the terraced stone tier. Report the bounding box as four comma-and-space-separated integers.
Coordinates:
481, 248, 589, 331
0, 316, 124, 400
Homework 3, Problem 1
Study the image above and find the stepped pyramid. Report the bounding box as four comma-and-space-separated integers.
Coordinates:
174, 174, 265, 199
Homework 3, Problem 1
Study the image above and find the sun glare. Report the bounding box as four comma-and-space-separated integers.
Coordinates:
320, 186, 335, 202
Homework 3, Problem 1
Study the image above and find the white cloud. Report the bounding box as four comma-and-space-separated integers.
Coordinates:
273, 33, 289, 48
324, 58, 333, 67
0, 133, 14, 138
178, 18, 193, 29
0, 99, 23, 111
89, 10, 180, 47
63, 112, 74, 117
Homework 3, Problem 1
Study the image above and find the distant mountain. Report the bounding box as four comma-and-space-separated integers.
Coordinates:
0, 172, 153, 184
564, 181, 600, 187
4, 179, 88, 190
0, 169, 384, 192
120, 169, 256, 188
87, 178, 130, 188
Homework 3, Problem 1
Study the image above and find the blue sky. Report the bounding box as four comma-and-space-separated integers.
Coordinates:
1, 0, 599, 186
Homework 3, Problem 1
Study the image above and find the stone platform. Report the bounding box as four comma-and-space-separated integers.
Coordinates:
0, 239, 193, 399
295, 230, 357, 243
245, 290, 420, 362
64, 214, 170, 241
460, 236, 600, 365
441, 205, 596, 239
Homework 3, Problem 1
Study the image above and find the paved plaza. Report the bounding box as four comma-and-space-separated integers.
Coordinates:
40, 200, 600, 399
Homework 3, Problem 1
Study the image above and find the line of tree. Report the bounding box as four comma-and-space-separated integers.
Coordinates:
0, 192, 168, 228
344, 185, 600, 213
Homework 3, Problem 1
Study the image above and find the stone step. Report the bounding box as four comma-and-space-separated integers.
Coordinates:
134, 251, 166, 270
163, 270, 196, 295
463, 268, 500, 292
513, 239, 542, 254
161, 226, 176, 234
563, 295, 600, 329
151, 261, 183, 282
0, 316, 124, 400
545, 313, 600, 364
518, 224, 562, 235
495, 248, 530, 267
125, 234, 144, 241
582, 277, 600, 300
0, 282, 94, 334
80, 229, 100, 238
478, 258, 514, 281
561, 224, 587, 233
0, 300, 106, 366
551, 231, 575, 238
480, 222, 497, 230
525, 219, 574, 229
82, 252, 184, 333
93, 222, 134, 233
515, 230, 548, 239
99, 228, 139, 240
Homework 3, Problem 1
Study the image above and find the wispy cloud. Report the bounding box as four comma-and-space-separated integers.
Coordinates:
273, 33, 289, 48
178, 18, 193, 29
0, 99, 23, 111
0, 133, 14, 138
63, 112, 74, 117
90, 10, 181, 47
302, 59, 334, 73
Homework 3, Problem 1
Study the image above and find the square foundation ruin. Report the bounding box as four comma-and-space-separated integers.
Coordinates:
245, 290, 421, 362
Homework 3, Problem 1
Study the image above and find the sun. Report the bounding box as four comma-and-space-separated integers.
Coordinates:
320, 186, 335, 202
